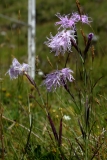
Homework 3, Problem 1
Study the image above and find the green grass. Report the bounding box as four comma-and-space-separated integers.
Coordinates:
1, 0, 107, 159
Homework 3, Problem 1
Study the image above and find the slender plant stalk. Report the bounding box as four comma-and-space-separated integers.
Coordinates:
64, 52, 71, 68
21, 116, 33, 160
27, 91, 32, 127
85, 125, 88, 160
0, 80, 4, 160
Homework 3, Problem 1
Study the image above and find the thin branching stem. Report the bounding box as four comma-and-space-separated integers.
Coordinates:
2, 115, 43, 142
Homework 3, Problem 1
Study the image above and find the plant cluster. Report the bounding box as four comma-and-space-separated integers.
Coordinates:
1, 1, 107, 160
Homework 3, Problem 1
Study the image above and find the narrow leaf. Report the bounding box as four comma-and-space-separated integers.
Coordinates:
58, 118, 62, 147
48, 113, 59, 142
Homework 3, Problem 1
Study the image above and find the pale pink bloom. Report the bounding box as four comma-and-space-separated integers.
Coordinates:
6, 58, 30, 79
71, 12, 92, 25
45, 30, 76, 56
43, 68, 74, 92
55, 13, 75, 29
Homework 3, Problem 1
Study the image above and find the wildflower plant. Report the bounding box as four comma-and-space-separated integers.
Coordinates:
44, 30, 76, 56
43, 68, 74, 92
41, 5, 97, 158
4, 1, 107, 160
6, 58, 30, 79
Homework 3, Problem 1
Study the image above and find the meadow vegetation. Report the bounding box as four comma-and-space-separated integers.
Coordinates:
0, 0, 107, 159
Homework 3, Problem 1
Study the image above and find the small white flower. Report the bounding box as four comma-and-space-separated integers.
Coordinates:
38, 71, 44, 76
63, 115, 71, 120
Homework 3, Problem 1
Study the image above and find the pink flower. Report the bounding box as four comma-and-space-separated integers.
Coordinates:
71, 12, 92, 25
55, 13, 75, 29
43, 68, 74, 92
6, 58, 30, 79
45, 30, 76, 56
55, 12, 92, 30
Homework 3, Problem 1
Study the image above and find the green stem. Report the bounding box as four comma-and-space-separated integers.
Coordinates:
0, 79, 4, 160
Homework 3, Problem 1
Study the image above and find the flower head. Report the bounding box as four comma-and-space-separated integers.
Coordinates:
55, 12, 92, 30
55, 13, 76, 29
63, 115, 71, 120
88, 33, 94, 41
43, 68, 74, 92
45, 30, 76, 56
71, 12, 92, 25
6, 58, 30, 79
